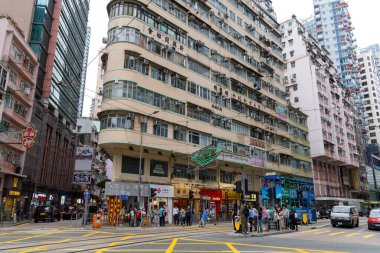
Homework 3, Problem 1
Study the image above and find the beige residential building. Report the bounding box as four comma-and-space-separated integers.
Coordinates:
282, 16, 364, 208
0, 17, 38, 219
99, 0, 312, 222
92, 49, 105, 120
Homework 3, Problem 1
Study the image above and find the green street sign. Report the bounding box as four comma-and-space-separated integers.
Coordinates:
190, 145, 223, 167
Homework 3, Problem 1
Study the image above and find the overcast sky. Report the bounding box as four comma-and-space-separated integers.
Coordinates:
82, 0, 379, 117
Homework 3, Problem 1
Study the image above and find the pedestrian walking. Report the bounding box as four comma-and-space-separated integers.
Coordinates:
274, 208, 280, 231
129, 209, 135, 227
263, 207, 269, 232
257, 207, 263, 233
290, 209, 298, 231
279, 208, 285, 231
159, 206, 166, 227
283, 206, 289, 230
185, 207, 192, 226
240, 201, 249, 234
135, 208, 142, 227
180, 207, 185, 226
200, 209, 207, 227
173, 206, 179, 226
153, 207, 160, 227
248, 205, 254, 232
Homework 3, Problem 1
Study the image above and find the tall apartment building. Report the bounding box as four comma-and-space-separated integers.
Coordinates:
282, 16, 363, 208
0, 17, 38, 219
78, 26, 91, 118
306, 0, 367, 140
91, 49, 105, 120
358, 47, 380, 144
99, 0, 313, 222
1, 0, 91, 208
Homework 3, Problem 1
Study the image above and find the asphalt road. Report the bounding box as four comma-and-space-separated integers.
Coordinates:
0, 217, 377, 253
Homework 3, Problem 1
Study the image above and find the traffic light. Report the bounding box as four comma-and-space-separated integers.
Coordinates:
235, 181, 242, 193
151, 188, 157, 198
189, 190, 194, 199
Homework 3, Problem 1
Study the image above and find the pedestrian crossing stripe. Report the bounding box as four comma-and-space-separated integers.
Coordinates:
363, 234, 375, 239
328, 232, 345, 235
314, 230, 330, 234
345, 233, 360, 237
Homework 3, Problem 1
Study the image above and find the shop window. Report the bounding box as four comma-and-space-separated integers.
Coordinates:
199, 169, 216, 181
150, 160, 168, 177
121, 156, 144, 174
172, 164, 195, 179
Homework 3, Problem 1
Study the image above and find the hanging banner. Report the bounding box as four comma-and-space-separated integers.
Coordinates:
190, 144, 223, 167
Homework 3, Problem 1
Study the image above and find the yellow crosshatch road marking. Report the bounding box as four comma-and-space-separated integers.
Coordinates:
345, 233, 360, 237
363, 234, 376, 239
314, 230, 330, 234
0, 231, 56, 244
19, 246, 48, 253
80, 231, 101, 237
166, 238, 178, 253
226, 242, 240, 253
177, 238, 348, 253
328, 232, 345, 236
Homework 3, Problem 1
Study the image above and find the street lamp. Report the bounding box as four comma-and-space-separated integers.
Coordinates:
137, 110, 159, 208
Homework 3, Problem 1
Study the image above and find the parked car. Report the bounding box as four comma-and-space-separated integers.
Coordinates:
62, 206, 81, 220
319, 209, 331, 219
368, 209, 380, 230
330, 206, 359, 228
34, 206, 61, 223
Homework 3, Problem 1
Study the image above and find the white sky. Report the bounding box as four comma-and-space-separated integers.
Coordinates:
82, 0, 379, 117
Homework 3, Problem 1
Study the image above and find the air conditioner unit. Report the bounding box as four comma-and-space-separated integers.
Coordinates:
175, 101, 181, 106
174, 126, 181, 131
102, 37, 108, 44
174, 73, 180, 78
143, 59, 149, 64
154, 120, 160, 125
163, 69, 169, 73
195, 106, 203, 112
210, 49, 218, 55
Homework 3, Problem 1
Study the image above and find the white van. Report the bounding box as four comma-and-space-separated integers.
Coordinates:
330, 206, 359, 228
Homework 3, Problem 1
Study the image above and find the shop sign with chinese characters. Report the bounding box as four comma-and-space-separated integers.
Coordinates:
191, 145, 223, 167
21, 124, 37, 149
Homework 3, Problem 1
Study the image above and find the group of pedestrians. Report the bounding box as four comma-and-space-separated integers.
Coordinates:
234, 202, 299, 234
172, 206, 194, 226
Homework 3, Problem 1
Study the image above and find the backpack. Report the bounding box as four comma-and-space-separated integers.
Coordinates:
163, 210, 167, 217
136, 210, 141, 219
243, 206, 249, 217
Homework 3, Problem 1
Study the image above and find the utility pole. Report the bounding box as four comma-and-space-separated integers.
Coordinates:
242, 173, 246, 202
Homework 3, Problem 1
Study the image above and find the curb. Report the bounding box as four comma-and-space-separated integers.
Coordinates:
0, 221, 29, 228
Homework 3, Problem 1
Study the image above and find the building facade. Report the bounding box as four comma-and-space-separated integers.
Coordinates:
91, 49, 105, 120
1, 0, 91, 209
75, 118, 108, 205
78, 26, 91, 118
358, 46, 380, 144
282, 16, 363, 208
99, 0, 313, 222
0, 17, 38, 220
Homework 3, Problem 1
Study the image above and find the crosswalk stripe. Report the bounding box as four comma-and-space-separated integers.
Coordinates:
314, 230, 330, 234
363, 234, 376, 239
345, 233, 360, 237
328, 232, 345, 236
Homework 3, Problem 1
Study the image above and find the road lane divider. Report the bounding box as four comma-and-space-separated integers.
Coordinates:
345, 233, 360, 237
165, 238, 178, 253
328, 232, 345, 236
362, 234, 375, 239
